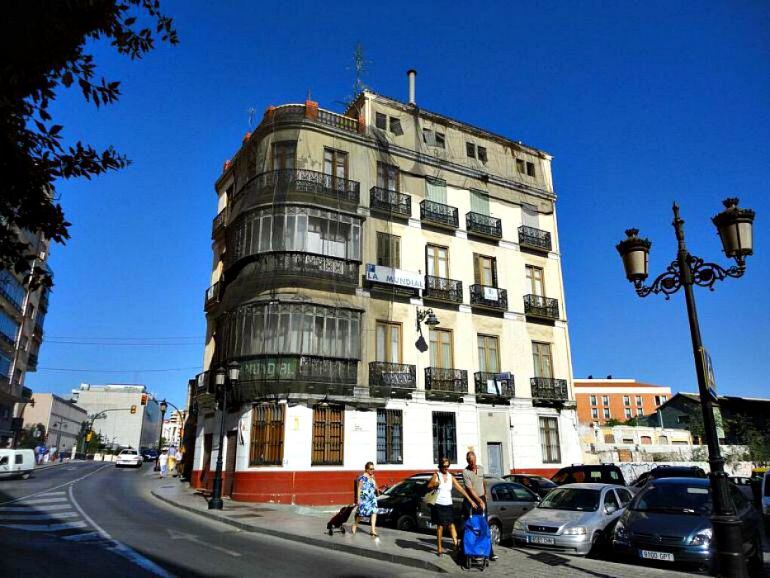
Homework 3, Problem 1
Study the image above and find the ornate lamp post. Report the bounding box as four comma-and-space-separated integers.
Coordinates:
414, 308, 440, 352
616, 198, 755, 578
209, 360, 240, 510
154, 399, 168, 471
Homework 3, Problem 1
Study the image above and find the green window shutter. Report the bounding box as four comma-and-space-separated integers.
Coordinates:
425, 177, 447, 204
470, 190, 490, 215
473, 253, 481, 285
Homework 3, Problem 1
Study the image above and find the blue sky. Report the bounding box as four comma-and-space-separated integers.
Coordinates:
27, 1, 770, 409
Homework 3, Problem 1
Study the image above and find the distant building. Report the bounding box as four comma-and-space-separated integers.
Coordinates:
161, 410, 185, 448
0, 229, 51, 446
71, 384, 162, 449
20, 393, 87, 454
639, 392, 770, 445
574, 377, 671, 425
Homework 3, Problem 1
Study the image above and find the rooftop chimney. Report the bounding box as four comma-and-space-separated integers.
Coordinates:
407, 69, 417, 105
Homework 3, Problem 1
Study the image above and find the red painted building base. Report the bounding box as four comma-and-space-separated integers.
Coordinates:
191, 466, 560, 505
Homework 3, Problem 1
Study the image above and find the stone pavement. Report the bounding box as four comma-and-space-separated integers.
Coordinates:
151, 481, 712, 577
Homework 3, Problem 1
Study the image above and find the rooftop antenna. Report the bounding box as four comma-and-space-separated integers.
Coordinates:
341, 42, 370, 108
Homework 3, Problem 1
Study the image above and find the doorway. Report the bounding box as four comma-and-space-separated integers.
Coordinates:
486, 442, 503, 477
224, 430, 238, 497
200, 433, 213, 488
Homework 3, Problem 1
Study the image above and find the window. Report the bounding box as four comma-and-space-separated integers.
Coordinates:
624, 408, 632, 419
389, 117, 403, 135
422, 128, 445, 148
516, 159, 526, 174
622, 438, 634, 443
525, 265, 545, 296
532, 342, 553, 379
466, 142, 476, 158
0, 270, 25, 310
604, 490, 620, 511
604, 434, 615, 443
376, 232, 401, 268
470, 190, 490, 215
603, 408, 610, 419
526, 161, 536, 177
429, 328, 453, 369
590, 395, 597, 406
640, 436, 652, 445
376, 321, 401, 363
636, 408, 644, 416
312, 405, 344, 465
0, 353, 11, 379
477, 335, 500, 373
324, 148, 348, 188
473, 254, 497, 287
432, 412, 456, 464
623, 396, 630, 406
377, 409, 403, 464
655, 395, 668, 405
477, 146, 487, 163
539, 416, 561, 463
375, 112, 387, 130
591, 408, 598, 419
0, 310, 20, 346
376, 162, 399, 192
375, 113, 402, 135
250, 404, 285, 466
616, 488, 633, 507
0, 456, 6, 466
426, 245, 449, 278
602, 395, 609, 406
272, 141, 296, 170
425, 177, 447, 203
636, 395, 643, 407
522, 203, 539, 229
677, 415, 690, 424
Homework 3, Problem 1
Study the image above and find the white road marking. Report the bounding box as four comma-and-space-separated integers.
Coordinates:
68, 485, 174, 577
0, 464, 112, 506
0, 511, 80, 521
17, 497, 69, 505
167, 529, 242, 557
0, 504, 72, 512
37, 491, 66, 497
0, 521, 88, 532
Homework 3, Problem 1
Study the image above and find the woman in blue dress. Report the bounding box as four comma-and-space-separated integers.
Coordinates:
352, 461, 380, 537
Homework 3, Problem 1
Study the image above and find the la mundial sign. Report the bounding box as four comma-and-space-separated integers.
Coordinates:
366, 264, 425, 290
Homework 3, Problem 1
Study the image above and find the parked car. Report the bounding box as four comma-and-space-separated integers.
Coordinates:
140, 448, 158, 462
0, 449, 35, 480
551, 464, 626, 486
503, 474, 558, 499
761, 470, 770, 532
360, 473, 433, 531
629, 465, 707, 491
729, 476, 752, 486
115, 449, 143, 468
612, 477, 763, 574
513, 483, 632, 555
417, 476, 540, 544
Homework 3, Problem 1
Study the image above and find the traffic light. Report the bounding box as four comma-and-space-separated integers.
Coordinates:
141, 394, 148, 406
130, 405, 137, 414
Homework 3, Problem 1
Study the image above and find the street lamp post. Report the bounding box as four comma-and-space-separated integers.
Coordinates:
616, 198, 755, 578
209, 361, 240, 510
154, 399, 168, 471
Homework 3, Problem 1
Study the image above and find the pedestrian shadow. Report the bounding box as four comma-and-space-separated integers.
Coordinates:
394, 537, 435, 553
510, 547, 617, 578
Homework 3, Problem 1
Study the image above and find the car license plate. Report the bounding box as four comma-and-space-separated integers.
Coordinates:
530, 536, 555, 545
640, 550, 674, 562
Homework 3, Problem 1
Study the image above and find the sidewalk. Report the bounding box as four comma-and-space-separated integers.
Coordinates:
151, 481, 702, 577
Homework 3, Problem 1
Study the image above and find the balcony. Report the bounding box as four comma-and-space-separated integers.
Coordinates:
530, 377, 569, 403
0, 284, 22, 314
524, 294, 559, 321
247, 252, 359, 291
317, 109, 359, 133
27, 353, 38, 371
424, 367, 468, 400
470, 284, 508, 311
369, 362, 416, 399
0, 332, 15, 349
212, 208, 227, 240
518, 225, 552, 253
194, 371, 216, 411
466, 212, 502, 240
233, 355, 358, 402
474, 372, 514, 402
204, 282, 221, 311
268, 104, 360, 134
369, 187, 411, 219
423, 275, 463, 304
237, 169, 360, 210
420, 200, 459, 230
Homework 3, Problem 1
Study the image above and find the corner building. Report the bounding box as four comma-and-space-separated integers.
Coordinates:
193, 84, 581, 504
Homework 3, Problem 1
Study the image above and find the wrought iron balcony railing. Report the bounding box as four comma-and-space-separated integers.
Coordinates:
523, 294, 560, 320
369, 362, 416, 389
518, 225, 552, 252
424, 367, 468, 395
420, 200, 459, 230
204, 282, 221, 311
530, 377, 569, 401
212, 208, 227, 239
238, 169, 360, 206
470, 284, 508, 310
423, 275, 463, 303
247, 252, 359, 288
474, 372, 514, 398
466, 212, 502, 239
370, 187, 411, 218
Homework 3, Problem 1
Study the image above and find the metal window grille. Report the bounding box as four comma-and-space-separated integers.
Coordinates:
539, 416, 561, 464
312, 405, 344, 465
432, 412, 457, 464
249, 404, 285, 466
376, 409, 403, 464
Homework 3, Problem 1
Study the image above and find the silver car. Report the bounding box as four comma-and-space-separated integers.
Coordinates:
513, 483, 632, 555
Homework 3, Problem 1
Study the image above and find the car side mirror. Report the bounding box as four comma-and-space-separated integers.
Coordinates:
605, 505, 618, 515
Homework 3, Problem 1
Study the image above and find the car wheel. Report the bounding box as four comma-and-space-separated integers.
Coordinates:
396, 515, 417, 532
489, 521, 502, 545
588, 531, 605, 557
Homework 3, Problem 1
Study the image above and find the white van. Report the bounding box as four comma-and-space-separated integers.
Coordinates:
0, 449, 35, 480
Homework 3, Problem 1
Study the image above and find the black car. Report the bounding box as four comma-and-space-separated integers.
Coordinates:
140, 448, 158, 462
503, 473, 558, 498
366, 473, 433, 531
629, 465, 707, 491
551, 464, 626, 486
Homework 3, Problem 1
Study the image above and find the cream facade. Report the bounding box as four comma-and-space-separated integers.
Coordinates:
21, 393, 87, 454
193, 84, 580, 504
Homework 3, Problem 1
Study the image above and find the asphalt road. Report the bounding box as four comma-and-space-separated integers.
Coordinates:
0, 462, 436, 578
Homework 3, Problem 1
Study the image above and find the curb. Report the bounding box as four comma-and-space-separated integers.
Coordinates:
151, 488, 449, 574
